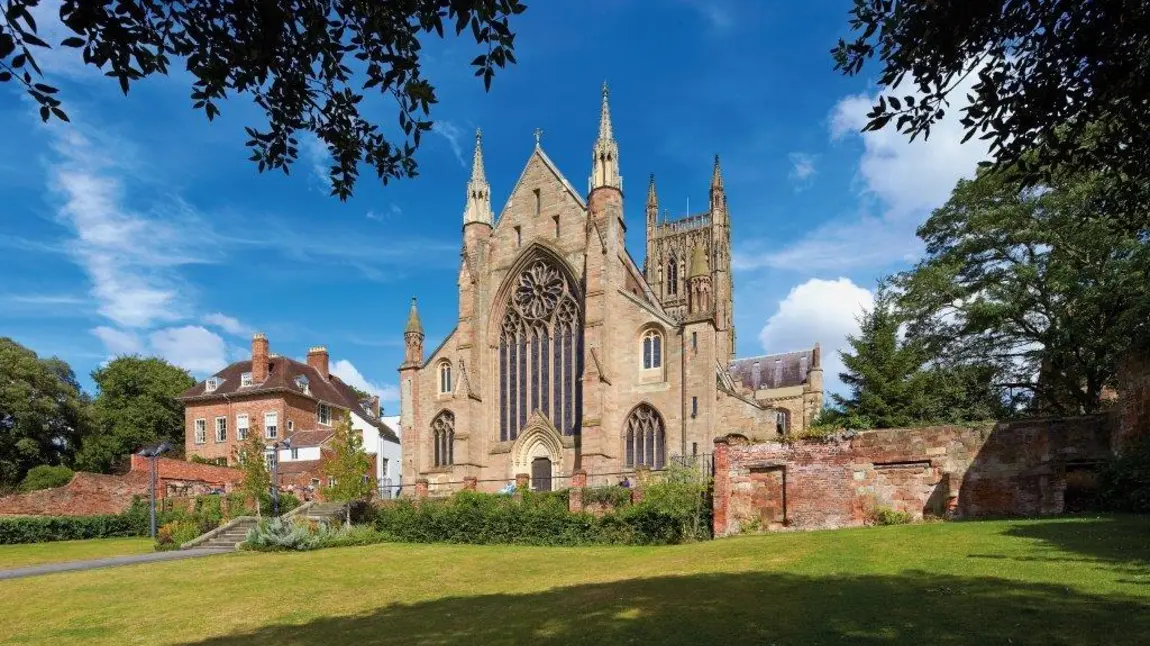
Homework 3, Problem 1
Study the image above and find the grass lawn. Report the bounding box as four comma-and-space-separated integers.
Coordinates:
2, 515, 1148, 645
0, 537, 154, 570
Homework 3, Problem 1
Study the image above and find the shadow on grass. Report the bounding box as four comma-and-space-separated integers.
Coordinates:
965, 515, 1150, 582
181, 569, 1150, 645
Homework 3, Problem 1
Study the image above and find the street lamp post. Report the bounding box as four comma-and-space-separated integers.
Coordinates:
137, 442, 171, 538
269, 438, 291, 517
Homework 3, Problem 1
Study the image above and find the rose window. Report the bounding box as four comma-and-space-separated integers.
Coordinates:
514, 261, 564, 319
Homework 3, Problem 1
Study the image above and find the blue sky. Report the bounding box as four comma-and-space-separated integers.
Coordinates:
0, 0, 988, 409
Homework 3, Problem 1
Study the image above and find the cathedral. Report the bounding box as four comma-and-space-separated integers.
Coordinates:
398, 84, 823, 491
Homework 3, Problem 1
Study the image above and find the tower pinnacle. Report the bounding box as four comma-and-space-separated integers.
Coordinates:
711, 154, 724, 190
404, 297, 423, 336
463, 129, 493, 226
589, 82, 622, 192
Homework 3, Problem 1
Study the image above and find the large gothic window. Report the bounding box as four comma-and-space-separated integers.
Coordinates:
432, 411, 454, 467
624, 404, 665, 469
499, 259, 582, 441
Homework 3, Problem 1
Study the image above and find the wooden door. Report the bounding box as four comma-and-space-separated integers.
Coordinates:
531, 457, 552, 492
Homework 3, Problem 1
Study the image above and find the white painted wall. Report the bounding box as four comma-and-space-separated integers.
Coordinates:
354, 412, 403, 498
278, 445, 322, 462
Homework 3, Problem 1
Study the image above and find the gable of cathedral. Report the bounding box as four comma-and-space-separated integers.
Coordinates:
397, 84, 823, 492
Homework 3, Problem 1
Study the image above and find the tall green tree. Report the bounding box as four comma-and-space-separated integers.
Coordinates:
834, 287, 1007, 429
1, 0, 526, 199
0, 338, 93, 487
76, 356, 195, 473
832, 0, 1150, 208
322, 412, 373, 525
235, 428, 270, 518
897, 166, 1150, 415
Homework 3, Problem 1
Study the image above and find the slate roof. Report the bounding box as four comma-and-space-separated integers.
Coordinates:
727, 349, 816, 391
286, 430, 335, 448
179, 355, 399, 443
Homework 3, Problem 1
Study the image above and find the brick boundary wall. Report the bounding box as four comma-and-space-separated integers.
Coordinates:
1117, 349, 1150, 452
712, 413, 1115, 536
0, 457, 243, 517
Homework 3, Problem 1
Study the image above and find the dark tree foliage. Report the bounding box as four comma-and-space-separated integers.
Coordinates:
832, 0, 1150, 212
897, 164, 1150, 416
0, 338, 93, 487
0, 0, 527, 199
76, 356, 195, 473
834, 286, 1007, 429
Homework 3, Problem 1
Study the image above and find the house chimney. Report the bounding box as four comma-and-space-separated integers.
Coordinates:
307, 346, 330, 379
371, 395, 380, 418
252, 333, 269, 383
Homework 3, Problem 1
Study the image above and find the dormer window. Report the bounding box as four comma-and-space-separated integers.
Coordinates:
295, 375, 310, 394
240, 372, 253, 387
205, 378, 219, 393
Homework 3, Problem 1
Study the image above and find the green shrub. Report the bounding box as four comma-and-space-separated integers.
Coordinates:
1100, 437, 1150, 512
244, 517, 339, 551
154, 520, 202, 551
257, 491, 301, 516
581, 485, 632, 508
18, 465, 74, 492
0, 515, 137, 544
872, 507, 913, 526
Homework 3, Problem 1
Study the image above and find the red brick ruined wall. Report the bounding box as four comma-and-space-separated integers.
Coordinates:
1117, 350, 1150, 452
0, 472, 148, 516
713, 413, 1114, 536
0, 458, 242, 517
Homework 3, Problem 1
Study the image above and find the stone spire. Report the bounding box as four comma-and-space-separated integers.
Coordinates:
404, 297, 423, 336
647, 173, 658, 209
589, 82, 622, 192
710, 153, 726, 218
463, 129, 493, 226
403, 297, 424, 367
711, 154, 724, 190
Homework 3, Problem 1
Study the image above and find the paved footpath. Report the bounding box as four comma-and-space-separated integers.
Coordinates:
0, 548, 233, 581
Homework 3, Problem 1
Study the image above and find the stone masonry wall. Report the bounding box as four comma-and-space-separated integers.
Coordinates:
1116, 349, 1150, 452
0, 457, 242, 517
712, 413, 1114, 536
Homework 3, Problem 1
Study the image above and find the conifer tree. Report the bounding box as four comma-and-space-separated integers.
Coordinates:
322, 413, 373, 525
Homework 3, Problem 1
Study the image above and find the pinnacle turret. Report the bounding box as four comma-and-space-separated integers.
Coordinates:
463, 129, 493, 226
404, 297, 423, 336
711, 154, 724, 190
647, 173, 658, 209
589, 82, 622, 192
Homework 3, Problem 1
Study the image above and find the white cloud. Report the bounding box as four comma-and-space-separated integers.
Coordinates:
787, 152, 817, 188
48, 128, 219, 328
90, 326, 145, 355
430, 121, 466, 167
147, 325, 230, 374
202, 313, 253, 337
302, 134, 333, 191
746, 74, 990, 272
366, 204, 403, 222
758, 278, 875, 397
331, 359, 401, 405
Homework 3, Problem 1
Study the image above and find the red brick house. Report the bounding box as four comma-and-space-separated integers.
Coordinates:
178, 334, 397, 490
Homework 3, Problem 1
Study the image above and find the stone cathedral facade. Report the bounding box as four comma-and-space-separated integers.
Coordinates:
399, 85, 823, 491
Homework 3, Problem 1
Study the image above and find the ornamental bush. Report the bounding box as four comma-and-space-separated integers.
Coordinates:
18, 465, 74, 492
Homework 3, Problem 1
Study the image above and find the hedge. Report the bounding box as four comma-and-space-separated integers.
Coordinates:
0, 514, 140, 544
372, 488, 709, 546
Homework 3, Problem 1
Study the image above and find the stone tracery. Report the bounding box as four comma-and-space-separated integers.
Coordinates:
500, 259, 582, 441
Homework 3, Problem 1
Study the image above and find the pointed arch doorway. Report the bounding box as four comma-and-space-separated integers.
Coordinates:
511, 413, 564, 492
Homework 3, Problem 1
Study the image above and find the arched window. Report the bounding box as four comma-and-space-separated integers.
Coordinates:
667, 257, 678, 296
642, 329, 662, 369
499, 258, 583, 442
775, 410, 789, 436
438, 361, 452, 394
624, 404, 665, 469
432, 411, 455, 467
